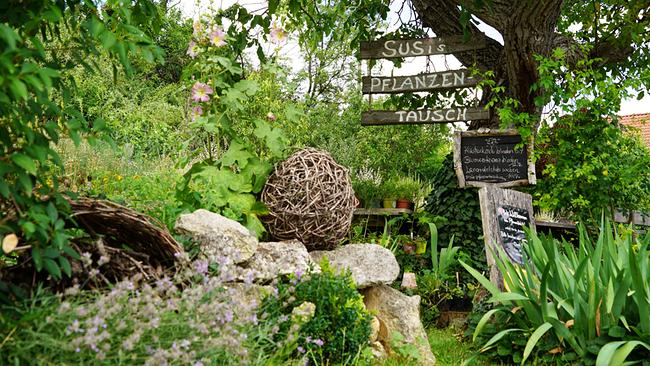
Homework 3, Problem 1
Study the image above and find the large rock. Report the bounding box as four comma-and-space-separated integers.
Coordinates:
310, 244, 399, 289
362, 285, 436, 365
174, 209, 258, 264
237, 240, 319, 282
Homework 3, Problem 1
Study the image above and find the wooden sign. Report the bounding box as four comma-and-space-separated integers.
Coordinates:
360, 35, 486, 59
478, 185, 536, 288
453, 130, 536, 188
362, 107, 489, 126
362, 69, 477, 94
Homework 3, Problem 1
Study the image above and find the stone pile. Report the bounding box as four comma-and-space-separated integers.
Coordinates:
174, 209, 436, 365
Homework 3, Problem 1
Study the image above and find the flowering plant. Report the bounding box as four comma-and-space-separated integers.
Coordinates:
176, 13, 290, 237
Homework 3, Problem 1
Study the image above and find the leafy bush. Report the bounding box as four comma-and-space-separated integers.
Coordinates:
463, 221, 650, 365
259, 260, 372, 365
535, 111, 650, 223
0, 0, 163, 279
424, 154, 486, 273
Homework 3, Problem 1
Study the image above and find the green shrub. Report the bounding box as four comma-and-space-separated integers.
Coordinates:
425, 154, 485, 273
463, 221, 650, 365
259, 260, 372, 365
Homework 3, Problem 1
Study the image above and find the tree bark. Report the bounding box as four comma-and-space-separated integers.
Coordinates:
411, 0, 564, 128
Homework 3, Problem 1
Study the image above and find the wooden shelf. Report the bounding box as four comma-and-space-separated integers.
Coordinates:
354, 208, 413, 216
535, 219, 576, 229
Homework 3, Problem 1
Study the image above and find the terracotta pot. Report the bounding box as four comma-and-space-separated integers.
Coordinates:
403, 242, 416, 254
396, 199, 411, 209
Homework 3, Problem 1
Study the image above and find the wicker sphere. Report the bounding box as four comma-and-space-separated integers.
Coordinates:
261, 148, 357, 251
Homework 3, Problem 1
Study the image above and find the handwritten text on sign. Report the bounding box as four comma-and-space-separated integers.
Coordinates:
360, 36, 486, 59
497, 205, 530, 264
461, 135, 528, 183
362, 69, 477, 94
362, 107, 489, 125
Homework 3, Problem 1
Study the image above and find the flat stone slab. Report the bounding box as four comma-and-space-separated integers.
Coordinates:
310, 244, 399, 289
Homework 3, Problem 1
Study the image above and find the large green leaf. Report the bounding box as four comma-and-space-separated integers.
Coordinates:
522, 322, 553, 364
11, 153, 37, 174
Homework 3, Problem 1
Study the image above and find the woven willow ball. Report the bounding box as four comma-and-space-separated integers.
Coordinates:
261, 148, 357, 251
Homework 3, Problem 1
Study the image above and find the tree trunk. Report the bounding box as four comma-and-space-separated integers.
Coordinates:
411, 0, 564, 129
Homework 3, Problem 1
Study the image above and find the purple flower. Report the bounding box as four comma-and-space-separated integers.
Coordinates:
191, 105, 203, 121
193, 260, 208, 275
194, 363, 204, 366
313, 339, 324, 347
297, 346, 305, 353
191, 82, 213, 102
187, 40, 200, 58
209, 27, 226, 47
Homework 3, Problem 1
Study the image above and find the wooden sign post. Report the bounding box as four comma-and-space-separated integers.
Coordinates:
478, 185, 536, 288
360, 36, 486, 59
453, 130, 536, 188
360, 36, 488, 126
362, 107, 489, 125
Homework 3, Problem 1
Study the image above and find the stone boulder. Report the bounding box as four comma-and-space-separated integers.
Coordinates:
310, 244, 399, 289
362, 285, 436, 365
174, 209, 258, 264
237, 240, 319, 282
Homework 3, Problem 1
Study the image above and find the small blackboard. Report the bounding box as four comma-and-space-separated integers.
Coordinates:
453, 130, 536, 188
478, 186, 536, 288
496, 205, 530, 264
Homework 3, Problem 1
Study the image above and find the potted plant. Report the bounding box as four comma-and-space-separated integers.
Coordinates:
352, 168, 382, 208
380, 178, 397, 209
394, 176, 421, 209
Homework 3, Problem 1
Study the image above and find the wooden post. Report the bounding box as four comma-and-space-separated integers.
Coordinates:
478, 186, 536, 289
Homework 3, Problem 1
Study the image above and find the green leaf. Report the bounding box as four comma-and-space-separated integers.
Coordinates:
43, 258, 61, 279
43, 247, 59, 259
473, 308, 501, 342
62, 245, 81, 260
11, 153, 37, 174
481, 328, 523, 351
32, 247, 43, 271
58, 256, 72, 277
522, 322, 553, 364
460, 259, 501, 295
596, 341, 650, 366
0, 24, 21, 49
9, 78, 28, 100
220, 141, 252, 168
489, 292, 530, 303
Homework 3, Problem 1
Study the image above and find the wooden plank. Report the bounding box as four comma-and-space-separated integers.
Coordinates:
361, 107, 489, 126
614, 210, 650, 226
354, 208, 413, 216
453, 130, 536, 188
362, 69, 477, 94
479, 186, 536, 289
360, 36, 487, 59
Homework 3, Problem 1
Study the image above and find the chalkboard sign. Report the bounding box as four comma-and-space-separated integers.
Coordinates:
496, 205, 530, 264
453, 130, 536, 188
478, 186, 536, 288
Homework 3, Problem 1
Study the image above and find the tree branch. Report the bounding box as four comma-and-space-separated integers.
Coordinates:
410, 0, 505, 73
